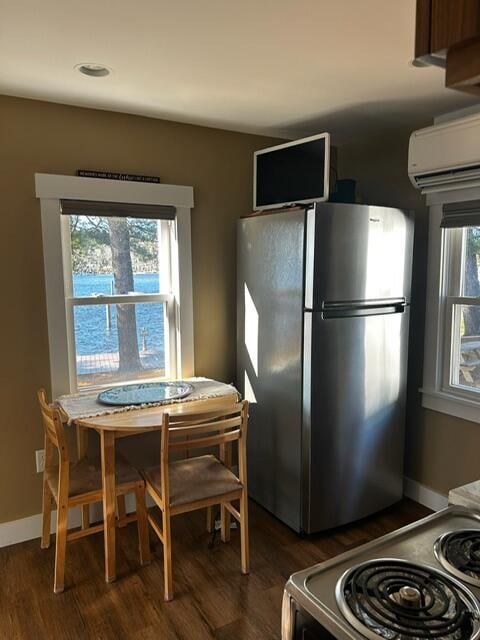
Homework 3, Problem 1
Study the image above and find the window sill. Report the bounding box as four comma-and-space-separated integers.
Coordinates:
421, 388, 480, 424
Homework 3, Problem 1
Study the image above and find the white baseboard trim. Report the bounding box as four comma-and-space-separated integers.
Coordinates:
1, 478, 449, 549
0, 493, 140, 549
404, 477, 448, 512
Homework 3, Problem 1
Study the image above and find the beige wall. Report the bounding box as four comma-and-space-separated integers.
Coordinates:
339, 132, 480, 497
2, 93, 477, 525
0, 94, 279, 523
408, 410, 480, 494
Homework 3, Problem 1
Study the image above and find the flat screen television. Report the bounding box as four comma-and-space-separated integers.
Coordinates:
253, 132, 330, 211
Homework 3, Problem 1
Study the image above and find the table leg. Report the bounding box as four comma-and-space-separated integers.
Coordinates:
117, 495, 127, 527
100, 430, 116, 583
220, 441, 232, 542
76, 425, 90, 529
76, 425, 88, 458
206, 506, 215, 533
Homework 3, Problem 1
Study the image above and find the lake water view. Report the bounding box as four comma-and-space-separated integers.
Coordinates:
74, 273, 166, 386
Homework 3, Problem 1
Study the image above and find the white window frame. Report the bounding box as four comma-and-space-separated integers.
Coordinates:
35, 173, 195, 397
422, 186, 480, 423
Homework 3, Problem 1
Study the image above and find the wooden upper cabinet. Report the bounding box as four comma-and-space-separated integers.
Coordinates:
415, 0, 480, 58
430, 0, 480, 52
415, 0, 433, 59
415, 0, 480, 95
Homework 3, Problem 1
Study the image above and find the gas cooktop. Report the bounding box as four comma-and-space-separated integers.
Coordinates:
282, 506, 480, 640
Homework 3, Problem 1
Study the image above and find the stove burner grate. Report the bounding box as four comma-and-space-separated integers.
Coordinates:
335, 558, 480, 640
435, 530, 480, 588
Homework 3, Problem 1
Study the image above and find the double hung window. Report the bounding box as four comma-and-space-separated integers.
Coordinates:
423, 197, 480, 421
36, 174, 194, 396
62, 201, 176, 389
441, 203, 480, 398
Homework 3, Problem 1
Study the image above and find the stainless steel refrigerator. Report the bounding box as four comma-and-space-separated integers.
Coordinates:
236, 202, 414, 534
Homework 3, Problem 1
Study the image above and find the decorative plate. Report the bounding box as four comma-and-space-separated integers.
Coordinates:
97, 381, 194, 406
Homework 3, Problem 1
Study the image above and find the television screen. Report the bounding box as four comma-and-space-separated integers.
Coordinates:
254, 133, 330, 210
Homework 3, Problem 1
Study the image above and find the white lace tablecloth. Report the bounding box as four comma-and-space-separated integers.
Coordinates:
57, 378, 240, 425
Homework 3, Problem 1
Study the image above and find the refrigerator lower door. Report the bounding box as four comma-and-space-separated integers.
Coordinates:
303, 307, 410, 533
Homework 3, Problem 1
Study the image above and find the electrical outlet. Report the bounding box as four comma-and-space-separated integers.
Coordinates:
35, 449, 45, 473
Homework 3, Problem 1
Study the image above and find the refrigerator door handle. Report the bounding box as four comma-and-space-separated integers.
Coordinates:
321, 298, 406, 319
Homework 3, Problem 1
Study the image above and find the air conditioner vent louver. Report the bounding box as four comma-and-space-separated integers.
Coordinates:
414, 164, 480, 192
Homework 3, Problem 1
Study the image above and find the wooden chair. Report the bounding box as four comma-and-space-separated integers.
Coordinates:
37, 389, 150, 593
142, 400, 249, 601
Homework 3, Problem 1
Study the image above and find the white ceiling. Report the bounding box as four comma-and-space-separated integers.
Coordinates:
0, 0, 477, 142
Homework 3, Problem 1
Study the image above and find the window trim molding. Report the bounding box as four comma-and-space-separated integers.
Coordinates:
35, 173, 193, 207
422, 187, 480, 424
35, 173, 194, 397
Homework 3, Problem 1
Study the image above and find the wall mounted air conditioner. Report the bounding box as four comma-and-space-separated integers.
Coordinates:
408, 112, 480, 194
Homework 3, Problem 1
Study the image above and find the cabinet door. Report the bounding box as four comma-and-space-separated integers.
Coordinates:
415, 0, 433, 59
431, 0, 480, 52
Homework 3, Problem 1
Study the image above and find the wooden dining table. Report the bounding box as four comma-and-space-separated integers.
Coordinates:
59, 386, 238, 583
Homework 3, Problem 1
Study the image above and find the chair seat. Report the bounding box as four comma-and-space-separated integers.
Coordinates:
143, 454, 242, 507
46, 453, 142, 499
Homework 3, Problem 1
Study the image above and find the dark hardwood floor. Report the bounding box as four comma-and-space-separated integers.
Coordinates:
0, 499, 430, 640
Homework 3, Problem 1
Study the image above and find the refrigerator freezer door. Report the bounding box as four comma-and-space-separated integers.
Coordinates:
305, 203, 414, 310
237, 210, 305, 532
303, 306, 410, 533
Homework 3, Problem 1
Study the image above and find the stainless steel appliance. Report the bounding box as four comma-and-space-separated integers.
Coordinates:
282, 505, 480, 640
236, 203, 414, 533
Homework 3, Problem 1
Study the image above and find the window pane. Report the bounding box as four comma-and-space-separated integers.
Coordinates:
73, 273, 161, 297
74, 302, 167, 388
69, 215, 164, 295
462, 226, 480, 297
451, 304, 480, 391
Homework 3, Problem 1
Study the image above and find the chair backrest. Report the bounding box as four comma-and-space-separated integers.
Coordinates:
37, 389, 69, 463
159, 400, 249, 503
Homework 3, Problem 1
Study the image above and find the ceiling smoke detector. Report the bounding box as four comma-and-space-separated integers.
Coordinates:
76, 63, 111, 77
